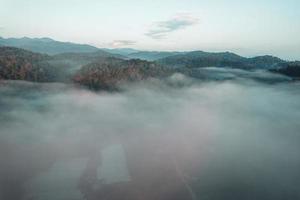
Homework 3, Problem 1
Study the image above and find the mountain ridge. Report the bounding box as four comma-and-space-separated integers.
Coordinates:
1, 36, 298, 64
157, 51, 288, 69
1, 38, 299, 88
0, 37, 99, 55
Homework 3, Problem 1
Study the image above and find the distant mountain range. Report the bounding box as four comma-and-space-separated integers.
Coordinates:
0, 37, 99, 55
0, 36, 296, 66
126, 51, 185, 61
157, 51, 287, 69
0, 37, 299, 89
101, 48, 140, 56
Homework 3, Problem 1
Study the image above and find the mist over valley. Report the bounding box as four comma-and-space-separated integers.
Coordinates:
1, 1, 300, 198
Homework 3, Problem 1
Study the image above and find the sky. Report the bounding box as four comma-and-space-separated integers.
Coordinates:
0, 0, 299, 60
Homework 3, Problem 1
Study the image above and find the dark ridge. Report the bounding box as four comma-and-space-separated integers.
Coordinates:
271, 61, 300, 78
72, 58, 173, 90
0, 47, 55, 82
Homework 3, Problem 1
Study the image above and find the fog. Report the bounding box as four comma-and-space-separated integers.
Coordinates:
1, 72, 300, 200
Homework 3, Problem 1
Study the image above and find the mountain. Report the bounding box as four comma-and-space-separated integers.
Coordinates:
126, 51, 184, 61
51, 50, 125, 69
0, 46, 125, 82
0, 37, 99, 55
157, 51, 286, 69
157, 51, 247, 68
271, 61, 300, 78
46, 50, 125, 80
0, 46, 175, 88
247, 55, 286, 69
52, 50, 122, 60
0, 37, 290, 70
1, 46, 298, 88
0, 47, 57, 82
73, 58, 173, 90
101, 48, 140, 56
101, 49, 185, 61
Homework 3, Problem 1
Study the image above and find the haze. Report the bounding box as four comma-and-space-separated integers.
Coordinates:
1, 74, 300, 199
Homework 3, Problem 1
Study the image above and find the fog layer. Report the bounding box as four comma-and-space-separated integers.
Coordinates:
0, 72, 300, 200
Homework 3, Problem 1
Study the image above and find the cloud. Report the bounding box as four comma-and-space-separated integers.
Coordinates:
1, 74, 300, 199
145, 13, 199, 39
109, 40, 137, 47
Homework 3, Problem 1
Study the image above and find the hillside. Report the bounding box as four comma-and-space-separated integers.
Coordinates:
0, 47, 56, 82
0, 47, 128, 82
271, 61, 300, 78
157, 51, 286, 69
73, 58, 173, 90
0, 47, 174, 85
0, 37, 99, 55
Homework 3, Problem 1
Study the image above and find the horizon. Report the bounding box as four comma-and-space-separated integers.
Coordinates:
0, 35, 298, 61
1, 0, 299, 60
